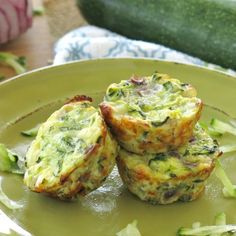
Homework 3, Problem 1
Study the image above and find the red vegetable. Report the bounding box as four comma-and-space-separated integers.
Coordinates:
0, 0, 32, 44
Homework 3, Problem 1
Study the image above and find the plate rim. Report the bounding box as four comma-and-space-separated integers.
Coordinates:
1, 57, 235, 86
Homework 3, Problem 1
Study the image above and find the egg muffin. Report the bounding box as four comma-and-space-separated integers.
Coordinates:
116, 124, 221, 204
24, 96, 118, 200
100, 72, 203, 154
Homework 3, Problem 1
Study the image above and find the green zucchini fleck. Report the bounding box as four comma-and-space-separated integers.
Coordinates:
148, 153, 167, 166
151, 117, 169, 127
163, 81, 173, 91
21, 124, 41, 137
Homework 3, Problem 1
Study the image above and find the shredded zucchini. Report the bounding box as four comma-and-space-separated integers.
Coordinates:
116, 220, 141, 236
33, 6, 45, 16
215, 213, 226, 226
210, 119, 236, 136
215, 160, 236, 198
0, 52, 26, 75
229, 119, 236, 128
0, 143, 24, 174
220, 144, 236, 154
192, 222, 201, 229
177, 212, 236, 236
199, 121, 223, 137
177, 225, 236, 235
21, 124, 41, 137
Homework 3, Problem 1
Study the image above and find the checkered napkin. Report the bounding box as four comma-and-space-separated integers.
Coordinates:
54, 25, 235, 76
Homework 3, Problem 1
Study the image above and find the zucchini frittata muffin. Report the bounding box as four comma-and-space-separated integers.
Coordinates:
24, 96, 118, 200
117, 124, 221, 204
100, 72, 203, 154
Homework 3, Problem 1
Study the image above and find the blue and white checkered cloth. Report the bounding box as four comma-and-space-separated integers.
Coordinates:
54, 25, 235, 76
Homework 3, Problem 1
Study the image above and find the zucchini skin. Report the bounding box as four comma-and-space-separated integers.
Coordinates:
77, 0, 236, 70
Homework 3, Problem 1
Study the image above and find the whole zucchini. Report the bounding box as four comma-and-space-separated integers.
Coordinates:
77, 0, 236, 70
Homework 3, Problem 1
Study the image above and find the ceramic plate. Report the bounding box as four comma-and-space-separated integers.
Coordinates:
0, 58, 236, 236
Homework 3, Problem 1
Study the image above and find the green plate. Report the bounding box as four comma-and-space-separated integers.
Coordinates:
0, 58, 236, 236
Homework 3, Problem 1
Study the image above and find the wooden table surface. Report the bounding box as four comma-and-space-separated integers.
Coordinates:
0, 0, 53, 79
1, 2, 233, 81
